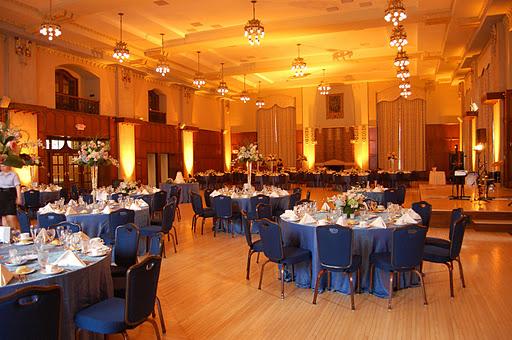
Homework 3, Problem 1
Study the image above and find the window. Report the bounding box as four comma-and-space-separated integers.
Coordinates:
55, 68, 99, 115
148, 90, 166, 124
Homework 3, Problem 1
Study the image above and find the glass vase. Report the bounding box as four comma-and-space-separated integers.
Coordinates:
91, 165, 98, 190
246, 161, 252, 188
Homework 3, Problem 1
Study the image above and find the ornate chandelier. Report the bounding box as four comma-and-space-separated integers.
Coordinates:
394, 51, 409, 68
244, 1, 265, 46
384, 0, 407, 26
291, 44, 307, 77
240, 75, 251, 103
400, 87, 412, 98
396, 67, 410, 80
389, 25, 408, 51
155, 33, 170, 76
399, 81, 411, 90
193, 51, 206, 89
39, 0, 62, 41
317, 69, 331, 95
256, 81, 265, 108
217, 63, 229, 96
113, 13, 130, 63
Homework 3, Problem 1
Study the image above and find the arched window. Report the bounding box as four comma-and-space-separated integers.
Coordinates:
55, 69, 78, 96
55, 66, 100, 115
148, 89, 166, 123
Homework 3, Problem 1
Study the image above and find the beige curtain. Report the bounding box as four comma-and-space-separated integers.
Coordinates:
257, 105, 296, 166
377, 101, 399, 169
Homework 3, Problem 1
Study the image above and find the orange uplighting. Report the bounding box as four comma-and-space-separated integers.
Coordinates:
118, 123, 135, 181
182, 130, 194, 177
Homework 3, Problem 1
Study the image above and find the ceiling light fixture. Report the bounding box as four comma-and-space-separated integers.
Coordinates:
240, 74, 251, 103
384, 0, 407, 26
317, 69, 331, 95
291, 43, 307, 77
389, 25, 408, 51
394, 50, 410, 68
244, 0, 265, 46
256, 81, 265, 108
396, 67, 410, 80
400, 87, 412, 98
113, 13, 130, 63
217, 63, 229, 96
193, 51, 206, 89
39, 0, 62, 41
155, 33, 170, 76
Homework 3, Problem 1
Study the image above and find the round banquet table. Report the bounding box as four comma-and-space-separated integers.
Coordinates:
160, 182, 200, 203
279, 218, 418, 298
0, 244, 113, 340
22, 190, 61, 206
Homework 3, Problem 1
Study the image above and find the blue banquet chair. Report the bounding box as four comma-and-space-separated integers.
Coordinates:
0, 285, 61, 340
150, 190, 168, 224
425, 208, 463, 248
383, 188, 400, 206
147, 232, 167, 333
38, 212, 66, 229
313, 225, 361, 310
411, 201, 432, 228
256, 203, 273, 220
17, 208, 31, 233
258, 219, 312, 299
241, 195, 270, 234
23, 189, 41, 219
243, 219, 264, 280
191, 192, 215, 235
369, 225, 428, 310
105, 208, 135, 244
49, 221, 82, 233
212, 195, 240, 237
74, 256, 162, 339
111, 223, 140, 298
111, 192, 129, 202
203, 188, 214, 208
396, 185, 406, 205
168, 185, 182, 221
422, 215, 470, 298
140, 197, 178, 256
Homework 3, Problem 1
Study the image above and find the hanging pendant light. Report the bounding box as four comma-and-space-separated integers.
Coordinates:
399, 81, 412, 98
291, 43, 307, 77
113, 13, 130, 63
193, 51, 206, 89
39, 0, 62, 41
217, 63, 229, 96
317, 69, 331, 95
394, 50, 410, 68
244, 0, 265, 46
384, 0, 407, 26
389, 25, 408, 51
155, 33, 170, 76
396, 66, 410, 80
256, 81, 265, 108
240, 75, 251, 103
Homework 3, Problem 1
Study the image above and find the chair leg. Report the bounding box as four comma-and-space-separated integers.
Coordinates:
369, 264, 375, 293
256, 252, 260, 263
170, 233, 177, 253
356, 269, 361, 293
455, 257, 466, 288
191, 215, 196, 232
201, 218, 206, 235
176, 206, 181, 221
312, 269, 327, 304
280, 264, 285, 299
388, 271, 394, 310
413, 269, 428, 306
327, 271, 331, 291
122, 331, 129, 340
446, 262, 455, 298
348, 272, 356, 311
291, 265, 295, 282
258, 260, 270, 290
173, 227, 178, 245
230, 218, 234, 238
246, 249, 254, 280
75, 328, 81, 340
147, 318, 162, 340
156, 295, 166, 334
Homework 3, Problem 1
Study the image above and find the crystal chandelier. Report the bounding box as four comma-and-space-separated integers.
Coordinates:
217, 63, 229, 96
291, 44, 307, 77
389, 25, 408, 51
244, 1, 265, 46
155, 33, 170, 76
394, 51, 409, 68
396, 67, 410, 80
384, 0, 407, 26
255, 81, 265, 108
39, 0, 62, 41
317, 69, 331, 95
240, 75, 251, 103
113, 13, 130, 63
399, 81, 411, 90
400, 87, 412, 98
193, 51, 206, 89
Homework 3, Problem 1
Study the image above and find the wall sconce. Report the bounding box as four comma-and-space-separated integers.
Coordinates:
179, 122, 186, 130
75, 123, 86, 131
15, 37, 32, 57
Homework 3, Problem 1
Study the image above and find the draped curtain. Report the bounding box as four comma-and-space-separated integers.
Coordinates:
377, 97, 426, 171
257, 105, 296, 167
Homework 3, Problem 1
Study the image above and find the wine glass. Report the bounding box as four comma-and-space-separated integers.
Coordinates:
37, 249, 49, 269
47, 229, 56, 243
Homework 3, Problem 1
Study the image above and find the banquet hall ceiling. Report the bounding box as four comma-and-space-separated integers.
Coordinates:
0, 0, 510, 93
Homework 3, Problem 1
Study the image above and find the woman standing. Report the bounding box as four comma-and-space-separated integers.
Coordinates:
0, 165, 21, 229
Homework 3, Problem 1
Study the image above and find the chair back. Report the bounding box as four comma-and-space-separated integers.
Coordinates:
305, 191, 311, 200
204, 189, 214, 207
190, 192, 204, 215
70, 184, 80, 200
161, 197, 177, 234
259, 220, 284, 262
151, 190, 167, 213
244, 216, 255, 247
397, 185, 406, 205
108, 209, 135, 242
50, 221, 81, 233
391, 225, 427, 270
296, 199, 313, 206
213, 195, 233, 219
256, 203, 273, 219
111, 192, 128, 202
17, 208, 31, 233
449, 216, 469, 259
250, 194, 270, 214
0, 285, 61, 339
38, 213, 66, 229
384, 189, 399, 205
411, 201, 432, 228
114, 223, 140, 267
125, 256, 162, 326
24, 190, 41, 208
292, 187, 302, 196
449, 208, 464, 241
59, 188, 69, 202
316, 225, 353, 269
149, 232, 164, 256
169, 186, 181, 204
288, 191, 301, 209
81, 193, 94, 204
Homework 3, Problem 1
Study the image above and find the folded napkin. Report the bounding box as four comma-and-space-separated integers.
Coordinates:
369, 217, 387, 228
0, 226, 10, 243
53, 250, 86, 268
34, 228, 49, 244
0, 264, 13, 287
174, 171, 185, 184
39, 203, 55, 214
102, 206, 112, 214
68, 199, 77, 206
96, 192, 108, 202
89, 237, 106, 250
336, 216, 347, 226
270, 192, 279, 198
396, 213, 417, 225
406, 208, 422, 220
65, 206, 78, 216
210, 190, 220, 197
321, 202, 331, 212
129, 202, 141, 211
75, 232, 90, 242
136, 199, 149, 208
317, 219, 328, 226
372, 187, 383, 192
299, 213, 316, 225
280, 210, 298, 220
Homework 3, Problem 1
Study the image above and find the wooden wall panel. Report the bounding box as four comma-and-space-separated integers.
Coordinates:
504, 90, 512, 187
425, 124, 460, 172
194, 130, 223, 172
231, 132, 257, 152
315, 127, 355, 165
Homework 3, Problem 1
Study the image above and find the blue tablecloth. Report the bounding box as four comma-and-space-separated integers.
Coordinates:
361, 191, 386, 204
22, 190, 61, 206
279, 219, 417, 298
160, 183, 200, 203
0, 244, 113, 340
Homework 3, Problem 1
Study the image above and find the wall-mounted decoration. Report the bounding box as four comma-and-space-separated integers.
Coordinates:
121, 67, 131, 87
326, 93, 344, 119
14, 37, 32, 65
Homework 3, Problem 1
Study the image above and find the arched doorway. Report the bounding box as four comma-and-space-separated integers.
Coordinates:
55, 64, 100, 114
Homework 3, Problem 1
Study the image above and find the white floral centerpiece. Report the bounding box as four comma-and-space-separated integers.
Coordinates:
117, 181, 138, 194
327, 192, 365, 216
235, 143, 262, 188
73, 140, 118, 190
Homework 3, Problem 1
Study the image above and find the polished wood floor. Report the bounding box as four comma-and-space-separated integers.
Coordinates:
122, 188, 512, 340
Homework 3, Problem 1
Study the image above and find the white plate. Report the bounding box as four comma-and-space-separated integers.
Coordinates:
15, 241, 34, 246
22, 254, 38, 261
39, 267, 65, 275
14, 267, 36, 275
87, 249, 109, 257
5, 259, 28, 266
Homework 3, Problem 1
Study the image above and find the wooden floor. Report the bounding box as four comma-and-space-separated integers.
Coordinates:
120, 188, 512, 340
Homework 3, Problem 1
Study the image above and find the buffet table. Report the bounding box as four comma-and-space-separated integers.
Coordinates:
160, 182, 200, 203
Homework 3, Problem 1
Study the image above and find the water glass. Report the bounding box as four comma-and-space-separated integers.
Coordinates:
37, 249, 49, 268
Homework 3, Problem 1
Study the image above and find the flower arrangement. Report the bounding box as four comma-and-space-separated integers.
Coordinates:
327, 192, 365, 215
20, 139, 44, 167
117, 181, 139, 194
73, 140, 119, 167
297, 154, 308, 162
387, 152, 398, 161
0, 122, 25, 168
236, 143, 262, 163
266, 154, 277, 162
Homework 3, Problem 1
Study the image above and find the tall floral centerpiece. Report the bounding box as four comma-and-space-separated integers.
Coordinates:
327, 192, 365, 217
266, 154, 277, 173
236, 143, 262, 188
297, 154, 308, 170
19, 139, 44, 185
387, 152, 398, 172
0, 123, 26, 168
73, 140, 118, 191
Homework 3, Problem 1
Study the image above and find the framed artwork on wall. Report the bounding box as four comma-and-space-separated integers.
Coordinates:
326, 93, 344, 119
